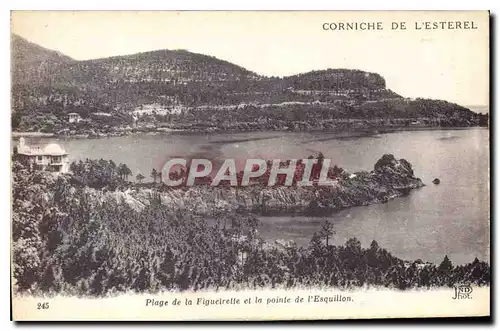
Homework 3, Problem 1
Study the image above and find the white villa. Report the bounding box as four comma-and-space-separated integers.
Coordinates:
68, 112, 82, 123
16, 137, 69, 173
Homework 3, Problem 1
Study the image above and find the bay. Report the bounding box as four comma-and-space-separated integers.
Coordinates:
16, 127, 489, 265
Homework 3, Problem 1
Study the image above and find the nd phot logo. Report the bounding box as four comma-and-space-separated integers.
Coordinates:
452, 285, 473, 300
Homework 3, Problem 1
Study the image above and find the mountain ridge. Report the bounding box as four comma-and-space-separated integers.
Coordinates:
10, 34, 487, 135
11, 34, 386, 89
11, 34, 380, 80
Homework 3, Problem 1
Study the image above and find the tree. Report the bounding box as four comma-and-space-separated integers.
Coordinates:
345, 238, 362, 252
151, 169, 158, 183
309, 232, 323, 255
136, 173, 145, 183
438, 255, 453, 273
69, 158, 121, 189
118, 164, 125, 181
119, 163, 132, 181
366, 240, 381, 268
123, 164, 132, 181
319, 219, 335, 247
12, 112, 21, 130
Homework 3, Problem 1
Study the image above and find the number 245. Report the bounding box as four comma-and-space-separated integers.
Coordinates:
37, 302, 50, 310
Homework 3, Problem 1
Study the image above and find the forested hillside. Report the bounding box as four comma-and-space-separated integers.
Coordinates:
12, 158, 490, 295
11, 34, 488, 135
11, 34, 74, 86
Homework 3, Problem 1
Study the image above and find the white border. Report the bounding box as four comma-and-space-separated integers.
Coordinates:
2, 1, 497, 330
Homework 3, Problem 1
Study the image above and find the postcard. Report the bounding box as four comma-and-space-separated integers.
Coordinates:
10, 10, 490, 321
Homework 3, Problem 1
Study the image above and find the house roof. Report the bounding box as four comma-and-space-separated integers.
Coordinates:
18, 142, 68, 156
44, 143, 67, 155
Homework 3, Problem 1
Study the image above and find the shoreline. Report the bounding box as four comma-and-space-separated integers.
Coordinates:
95, 154, 425, 218
11, 125, 488, 140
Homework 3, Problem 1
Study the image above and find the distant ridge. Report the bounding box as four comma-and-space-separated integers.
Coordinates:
465, 105, 489, 113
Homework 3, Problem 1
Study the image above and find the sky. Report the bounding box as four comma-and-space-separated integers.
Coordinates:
11, 11, 489, 106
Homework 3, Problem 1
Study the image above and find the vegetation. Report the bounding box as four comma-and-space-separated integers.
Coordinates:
69, 159, 124, 190
12, 161, 490, 296
136, 173, 145, 183
286, 69, 386, 91
11, 34, 487, 135
318, 220, 335, 247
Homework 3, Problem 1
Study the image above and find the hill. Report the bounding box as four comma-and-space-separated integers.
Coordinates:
10, 35, 487, 135
284, 68, 386, 90
11, 35, 75, 85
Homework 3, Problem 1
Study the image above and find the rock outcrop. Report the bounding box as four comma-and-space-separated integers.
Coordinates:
97, 154, 424, 216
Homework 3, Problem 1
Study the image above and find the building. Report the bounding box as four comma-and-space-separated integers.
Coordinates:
68, 112, 82, 123
16, 137, 69, 173
91, 112, 112, 118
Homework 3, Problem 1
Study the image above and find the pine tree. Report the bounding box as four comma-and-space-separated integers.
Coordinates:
122, 164, 132, 181
438, 255, 453, 273
370, 240, 379, 251
319, 219, 335, 247
151, 169, 158, 183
